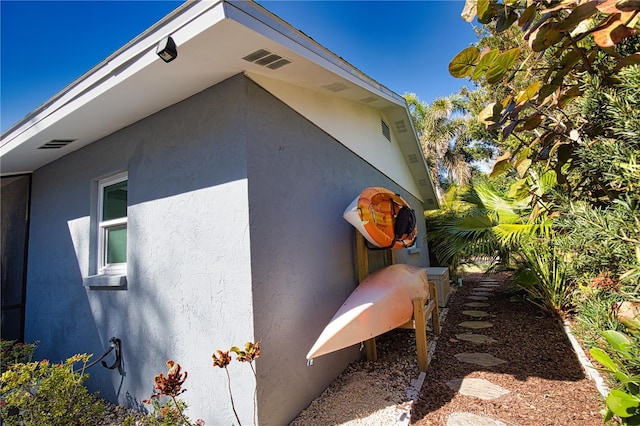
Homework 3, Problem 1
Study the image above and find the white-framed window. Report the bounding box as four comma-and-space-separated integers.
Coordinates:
97, 172, 127, 275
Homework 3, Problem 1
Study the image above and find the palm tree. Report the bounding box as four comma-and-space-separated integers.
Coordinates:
404, 94, 472, 188
426, 174, 555, 267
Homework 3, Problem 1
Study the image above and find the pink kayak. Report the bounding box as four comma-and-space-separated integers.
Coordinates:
306, 264, 429, 360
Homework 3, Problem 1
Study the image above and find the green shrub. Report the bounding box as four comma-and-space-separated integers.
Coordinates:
0, 353, 104, 426
0, 340, 37, 374
512, 240, 572, 315
590, 331, 640, 425
573, 290, 626, 349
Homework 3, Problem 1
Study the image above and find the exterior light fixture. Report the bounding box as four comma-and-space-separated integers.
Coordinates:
156, 36, 177, 63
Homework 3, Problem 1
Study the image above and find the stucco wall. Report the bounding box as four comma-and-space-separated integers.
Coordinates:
24, 73, 430, 425
246, 78, 429, 425
25, 75, 255, 425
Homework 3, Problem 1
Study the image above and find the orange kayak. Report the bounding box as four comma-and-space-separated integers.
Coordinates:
306, 264, 428, 360
343, 187, 417, 250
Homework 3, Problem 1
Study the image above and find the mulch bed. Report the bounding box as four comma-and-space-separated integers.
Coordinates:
410, 271, 605, 425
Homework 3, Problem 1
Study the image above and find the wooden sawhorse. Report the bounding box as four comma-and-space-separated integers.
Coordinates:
355, 231, 441, 372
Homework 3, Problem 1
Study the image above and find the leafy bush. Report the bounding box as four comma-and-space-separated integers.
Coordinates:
590, 331, 640, 425
573, 290, 626, 349
0, 353, 104, 426
0, 340, 37, 374
556, 201, 640, 295
512, 239, 572, 315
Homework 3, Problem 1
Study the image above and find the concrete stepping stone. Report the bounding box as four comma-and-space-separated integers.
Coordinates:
464, 302, 490, 308
456, 333, 497, 344
471, 290, 494, 295
455, 352, 507, 367
446, 378, 510, 400
479, 279, 498, 283
462, 310, 489, 318
467, 295, 489, 301
479, 284, 499, 288
458, 321, 493, 329
447, 412, 507, 426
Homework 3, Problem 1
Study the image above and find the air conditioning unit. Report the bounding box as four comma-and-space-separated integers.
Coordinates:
426, 267, 451, 307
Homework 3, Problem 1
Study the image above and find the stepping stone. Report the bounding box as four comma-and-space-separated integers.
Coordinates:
468, 295, 489, 301
447, 412, 507, 426
479, 279, 498, 283
464, 302, 490, 308
446, 378, 510, 400
471, 290, 493, 295
455, 352, 507, 367
458, 321, 493, 329
479, 284, 499, 288
456, 333, 497, 344
462, 310, 489, 318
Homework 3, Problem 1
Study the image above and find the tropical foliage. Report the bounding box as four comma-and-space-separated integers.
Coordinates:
408, 2, 640, 423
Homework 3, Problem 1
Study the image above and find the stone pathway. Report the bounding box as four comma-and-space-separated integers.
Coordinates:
446, 279, 510, 426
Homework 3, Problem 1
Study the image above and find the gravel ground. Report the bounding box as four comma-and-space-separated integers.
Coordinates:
99, 271, 605, 425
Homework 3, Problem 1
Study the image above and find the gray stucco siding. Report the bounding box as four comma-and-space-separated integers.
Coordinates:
23, 73, 430, 425
25, 74, 255, 424
245, 77, 429, 425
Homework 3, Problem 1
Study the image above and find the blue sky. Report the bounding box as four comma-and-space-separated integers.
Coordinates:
0, 1, 478, 133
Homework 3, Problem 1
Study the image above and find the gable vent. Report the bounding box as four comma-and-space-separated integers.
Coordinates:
381, 119, 391, 142
38, 139, 76, 150
323, 82, 348, 93
395, 120, 407, 133
242, 49, 291, 70
407, 154, 419, 164
418, 179, 428, 186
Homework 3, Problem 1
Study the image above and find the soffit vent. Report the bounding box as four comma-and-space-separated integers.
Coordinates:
322, 82, 348, 93
407, 154, 419, 164
38, 139, 76, 150
381, 119, 391, 142
242, 49, 291, 70
418, 179, 428, 187
395, 120, 407, 133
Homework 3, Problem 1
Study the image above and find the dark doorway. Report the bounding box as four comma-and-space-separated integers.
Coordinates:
1, 174, 31, 342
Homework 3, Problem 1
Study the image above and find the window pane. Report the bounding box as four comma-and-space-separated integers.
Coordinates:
106, 225, 127, 264
103, 180, 127, 221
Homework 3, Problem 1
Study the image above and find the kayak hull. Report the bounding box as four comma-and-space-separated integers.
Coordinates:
306, 264, 428, 360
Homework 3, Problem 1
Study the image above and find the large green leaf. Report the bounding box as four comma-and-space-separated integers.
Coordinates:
472, 49, 500, 80
555, 1, 599, 31
516, 81, 541, 105
606, 389, 640, 418
486, 48, 521, 84
490, 152, 512, 178
590, 347, 618, 371
496, 9, 518, 32
478, 102, 502, 125
529, 23, 563, 52
603, 330, 633, 354
477, 0, 493, 24
449, 46, 481, 78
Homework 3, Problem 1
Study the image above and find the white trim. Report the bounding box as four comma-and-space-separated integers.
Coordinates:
97, 172, 128, 275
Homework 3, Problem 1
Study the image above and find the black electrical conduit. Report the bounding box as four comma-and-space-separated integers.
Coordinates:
75, 337, 122, 372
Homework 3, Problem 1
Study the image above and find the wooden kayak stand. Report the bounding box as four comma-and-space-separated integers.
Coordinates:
355, 231, 441, 372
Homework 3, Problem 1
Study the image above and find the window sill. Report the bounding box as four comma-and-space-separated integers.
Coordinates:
83, 274, 127, 289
